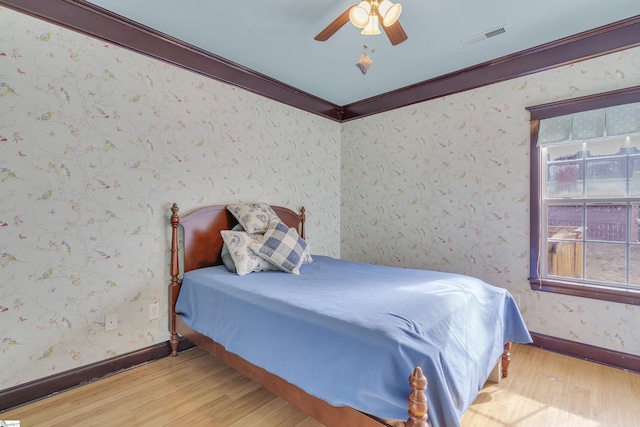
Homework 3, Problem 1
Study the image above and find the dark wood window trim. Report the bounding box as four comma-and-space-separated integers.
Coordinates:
526, 85, 640, 306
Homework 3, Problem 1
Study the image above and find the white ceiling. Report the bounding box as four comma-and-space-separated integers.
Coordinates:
86, 0, 640, 106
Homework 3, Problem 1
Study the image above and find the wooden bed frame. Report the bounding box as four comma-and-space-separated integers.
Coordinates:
168, 203, 512, 427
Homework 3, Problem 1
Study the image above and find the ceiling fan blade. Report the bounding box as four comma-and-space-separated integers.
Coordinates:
314, 7, 352, 41
380, 16, 408, 46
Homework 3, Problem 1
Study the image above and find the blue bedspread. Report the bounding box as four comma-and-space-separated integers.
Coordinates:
176, 255, 531, 427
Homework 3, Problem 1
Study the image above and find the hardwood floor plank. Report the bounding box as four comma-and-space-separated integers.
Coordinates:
459, 344, 640, 427
3, 344, 639, 426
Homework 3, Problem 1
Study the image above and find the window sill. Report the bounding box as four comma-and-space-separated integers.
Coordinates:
529, 278, 640, 306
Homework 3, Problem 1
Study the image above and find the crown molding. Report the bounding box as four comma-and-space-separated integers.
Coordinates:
342, 15, 640, 121
1, 0, 639, 122
0, 0, 343, 121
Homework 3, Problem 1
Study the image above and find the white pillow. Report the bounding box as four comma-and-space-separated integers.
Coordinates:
302, 245, 313, 265
226, 203, 278, 234
220, 229, 277, 276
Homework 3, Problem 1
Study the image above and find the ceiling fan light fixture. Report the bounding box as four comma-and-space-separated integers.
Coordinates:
314, 1, 408, 45
378, 1, 402, 27
361, 14, 381, 35
349, 2, 372, 28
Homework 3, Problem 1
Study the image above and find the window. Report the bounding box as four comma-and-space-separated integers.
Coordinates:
527, 86, 640, 305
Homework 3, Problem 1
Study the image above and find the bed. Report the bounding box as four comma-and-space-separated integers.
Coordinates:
168, 203, 532, 427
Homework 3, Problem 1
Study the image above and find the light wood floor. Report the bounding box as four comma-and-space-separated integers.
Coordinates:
3, 344, 639, 426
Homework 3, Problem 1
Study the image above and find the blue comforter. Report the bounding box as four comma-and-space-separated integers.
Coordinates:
176, 255, 531, 427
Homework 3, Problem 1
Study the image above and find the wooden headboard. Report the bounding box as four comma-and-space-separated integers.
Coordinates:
170, 203, 306, 274
168, 202, 306, 356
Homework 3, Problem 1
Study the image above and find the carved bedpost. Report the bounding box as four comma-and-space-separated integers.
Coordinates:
406, 367, 429, 427
502, 342, 512, 378
300, 206, 306, 239
169, 203, 181, 356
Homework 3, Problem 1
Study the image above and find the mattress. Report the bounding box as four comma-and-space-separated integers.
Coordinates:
175, 255, 531, 427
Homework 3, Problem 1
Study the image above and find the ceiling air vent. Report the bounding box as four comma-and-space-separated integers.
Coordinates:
462, 25, 507, 46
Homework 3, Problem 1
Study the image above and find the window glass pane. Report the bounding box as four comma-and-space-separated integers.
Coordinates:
585, 159, 626, 197
585, 136, 626, 158
547, 242, 582, 278
631, 245, 640, 285
633, 204, 640, 243
585, 204, 626, 242
630, 134, 640, 154
585, 243, 625, 284
547, 163, 582, 197
548, 205, 583, 239
631, 157, 640, 197
547, 143, 582, 162
547, 205, 584, 278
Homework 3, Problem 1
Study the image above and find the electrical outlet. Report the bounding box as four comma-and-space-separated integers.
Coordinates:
105, 313, 117, 331
149, 303, 160, 320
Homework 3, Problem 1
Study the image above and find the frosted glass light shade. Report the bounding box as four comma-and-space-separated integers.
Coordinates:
361, 15, 381, 35
349, 2, 372, 28
378, 1, 402, 26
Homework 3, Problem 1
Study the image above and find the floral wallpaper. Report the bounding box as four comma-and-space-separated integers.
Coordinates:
0, 7, 340, 388
1, 4, 639, 393
341, 47, 640, 357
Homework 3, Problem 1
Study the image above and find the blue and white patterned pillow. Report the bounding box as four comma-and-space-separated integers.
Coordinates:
226, 203, 278, 234
251, 218, 308, 274
220, 229, 278, 276
220, 224, 244, 273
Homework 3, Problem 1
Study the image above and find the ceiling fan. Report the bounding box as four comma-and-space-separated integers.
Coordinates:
315, 0, 408, 46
